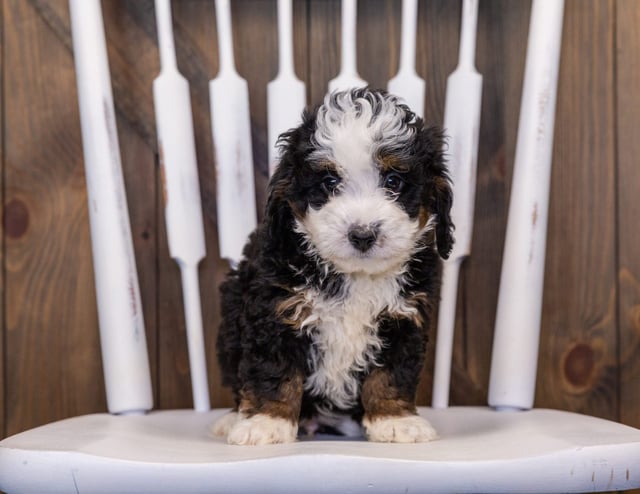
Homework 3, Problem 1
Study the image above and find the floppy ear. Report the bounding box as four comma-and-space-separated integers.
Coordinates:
264, 108, 318, 254
264, 147, 298, 256
432, 172, 454, 259
419, 125, 454, 259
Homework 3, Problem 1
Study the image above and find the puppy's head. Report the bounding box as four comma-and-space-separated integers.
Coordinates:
268, 88, 453, 275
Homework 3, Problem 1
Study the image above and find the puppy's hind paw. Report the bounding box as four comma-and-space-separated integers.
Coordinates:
363, 414, 437, 443
227, 414, 298, 445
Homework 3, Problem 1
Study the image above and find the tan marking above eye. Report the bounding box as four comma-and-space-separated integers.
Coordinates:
377, 152, 410, 173
308, 158, 339, 174
239, 374, 304, 423
361, 369, 416, 419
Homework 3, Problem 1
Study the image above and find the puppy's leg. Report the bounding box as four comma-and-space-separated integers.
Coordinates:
227, 374, 304, 446
361, 368, 437, 443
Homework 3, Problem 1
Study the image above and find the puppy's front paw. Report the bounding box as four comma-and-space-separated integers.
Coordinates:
363, 415, 437, 443
211, 411, 240, 437
227, 414, 298, 445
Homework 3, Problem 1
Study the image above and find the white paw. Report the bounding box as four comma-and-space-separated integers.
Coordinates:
363, 415, 437, 443
211, 411, 241, 437
227, 414, 298, 445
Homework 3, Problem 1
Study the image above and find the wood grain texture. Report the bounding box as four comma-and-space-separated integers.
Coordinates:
357, 0, 399, 90
3, 0, 106, 435
1, 0, 639, 440
616, 0, 640, 429
536, 0, 618, 420
308, 0, 340, 106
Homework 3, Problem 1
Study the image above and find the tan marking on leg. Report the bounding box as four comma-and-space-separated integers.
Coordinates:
229, 374, 304, 445
361, 369, 416, 420
361, 369, 436, 443
239, 373, 304, 424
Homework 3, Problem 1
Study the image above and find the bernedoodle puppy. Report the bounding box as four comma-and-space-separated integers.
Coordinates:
212, 87, 453, 445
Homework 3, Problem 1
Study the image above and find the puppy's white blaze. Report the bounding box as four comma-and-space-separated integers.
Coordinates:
226, 414, 297, 445
363, 415, 438, 443
303, 275, 418, 410
313, 91, 417, 168
294, 90, 429, 412
299, 94, 424, 277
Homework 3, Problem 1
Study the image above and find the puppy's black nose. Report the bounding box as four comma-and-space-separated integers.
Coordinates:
348, 225, 378, 252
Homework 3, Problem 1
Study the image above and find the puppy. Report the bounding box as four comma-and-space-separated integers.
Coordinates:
213, 88, 453, 445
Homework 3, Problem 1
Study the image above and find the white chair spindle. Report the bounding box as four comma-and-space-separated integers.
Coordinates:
210, 0, 257, 268
387, 0, 425, 117
432, 0, 482, 409
69, 0, 153, 416
153, 0, 210, 412
488, 0, 565, 410
267, 0, 306, 177
328, 0, 367, 92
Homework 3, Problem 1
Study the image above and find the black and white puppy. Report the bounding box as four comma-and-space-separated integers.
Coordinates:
212, 88, 453, 445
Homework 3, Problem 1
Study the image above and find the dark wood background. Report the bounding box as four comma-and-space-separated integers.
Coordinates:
1, 0, 639, 442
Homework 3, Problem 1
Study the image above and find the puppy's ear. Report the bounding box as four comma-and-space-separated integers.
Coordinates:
419, 125, 454, 259
265, 108, 317, 249
432, 172, 454, 260
265, 152, 295, 250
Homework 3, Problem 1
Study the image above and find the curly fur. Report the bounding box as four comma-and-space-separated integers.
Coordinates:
214, 88, 453, 445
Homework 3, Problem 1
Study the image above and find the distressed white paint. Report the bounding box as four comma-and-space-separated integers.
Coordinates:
210, 0, 257, 267
489, 0, 565, 410
267, 0, 306, 176
153, 0, 210, 413
2, 407, 639, 493
69, 0, 152, 415
432, 0, 482, 409
328, 0, 367, 92
387, 0, 425, 117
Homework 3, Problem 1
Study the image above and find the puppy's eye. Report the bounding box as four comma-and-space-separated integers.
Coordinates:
383, 173, 405, 194
321, 175, 340, 194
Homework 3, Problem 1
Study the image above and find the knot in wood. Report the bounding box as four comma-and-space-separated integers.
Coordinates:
4, 198, 30, 239
562, 342, 596, 393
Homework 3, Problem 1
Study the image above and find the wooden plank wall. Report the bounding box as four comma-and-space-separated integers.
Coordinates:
1, 0, 639, 440
617, 0, 640, 429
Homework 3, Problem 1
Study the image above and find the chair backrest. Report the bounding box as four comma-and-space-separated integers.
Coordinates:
66, 0, 634, 426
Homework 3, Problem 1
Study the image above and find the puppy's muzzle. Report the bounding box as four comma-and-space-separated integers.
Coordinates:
348, 224, 379, 253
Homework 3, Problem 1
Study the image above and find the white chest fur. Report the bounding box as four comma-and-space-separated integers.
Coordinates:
301, 273, 416, 410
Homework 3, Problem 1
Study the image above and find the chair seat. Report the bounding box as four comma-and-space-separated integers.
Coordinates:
1, 406, 639, 493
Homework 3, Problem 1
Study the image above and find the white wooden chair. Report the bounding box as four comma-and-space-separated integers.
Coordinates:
1, 1, 639, 493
